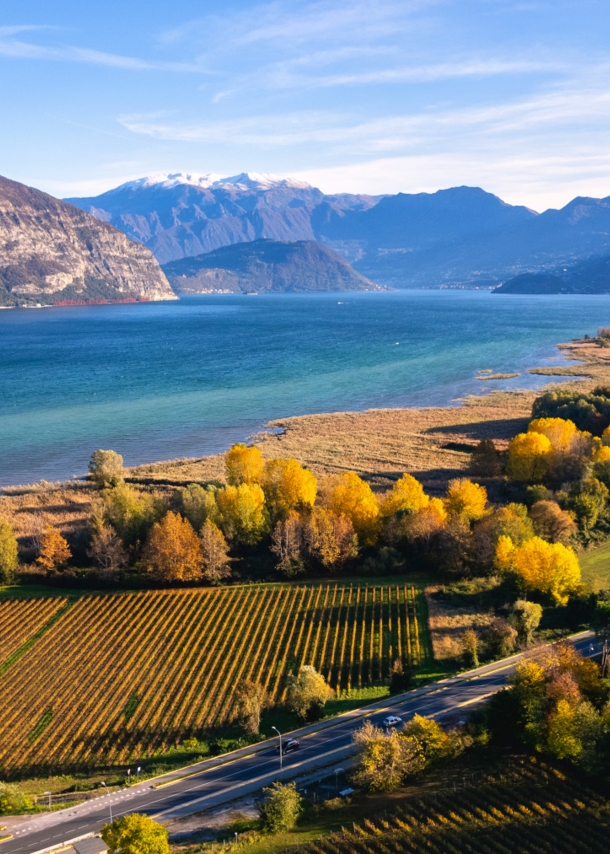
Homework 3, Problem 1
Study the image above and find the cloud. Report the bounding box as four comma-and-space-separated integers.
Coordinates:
0, 27, 204, 71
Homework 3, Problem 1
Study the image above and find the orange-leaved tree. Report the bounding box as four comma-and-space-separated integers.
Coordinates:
302, 506, 357, 570
380, 473, 429, 518
225, 443, 264, 486
320, 471, 380, 546
444, 478, 487, 524
141, 511, 203, 583
261, 458, 317, 523
37, 525, 71, 572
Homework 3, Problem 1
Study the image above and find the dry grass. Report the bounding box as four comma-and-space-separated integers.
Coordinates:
425, 584, 495, 661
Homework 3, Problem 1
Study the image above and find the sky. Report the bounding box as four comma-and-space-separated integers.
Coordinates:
1, 0, 610, 211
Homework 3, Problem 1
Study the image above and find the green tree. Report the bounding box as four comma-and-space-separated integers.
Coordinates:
402, 715, 458, 764
351, 720, 422, 792
0, 521, 18, 583
509, 599, 543, 645
0, 782, 32, 814
565, 478, 609, 531
88, 449, 124, 489
102, 813, 169, 854
177, 483, 219, 532
286, 665, 333, 720
257, 782, 302, 833
102, 483, 166, 549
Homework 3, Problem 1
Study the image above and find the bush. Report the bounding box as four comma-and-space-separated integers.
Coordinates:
102, 813, 170, 854
0, 782, 33, 814
257, 781, 302, 833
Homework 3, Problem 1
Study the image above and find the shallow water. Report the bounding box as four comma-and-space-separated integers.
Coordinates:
1, 290, 608, 486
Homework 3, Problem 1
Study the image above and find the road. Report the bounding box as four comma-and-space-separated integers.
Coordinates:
3, 631, 598, 854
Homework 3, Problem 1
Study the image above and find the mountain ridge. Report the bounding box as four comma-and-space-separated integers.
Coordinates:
163, 238, 381, 294
0, 174, 175, 306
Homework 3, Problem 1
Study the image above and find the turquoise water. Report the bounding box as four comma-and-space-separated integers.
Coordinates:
1, 290, 609, 486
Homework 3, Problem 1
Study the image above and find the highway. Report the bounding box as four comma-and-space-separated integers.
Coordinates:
3, 631, 598, 854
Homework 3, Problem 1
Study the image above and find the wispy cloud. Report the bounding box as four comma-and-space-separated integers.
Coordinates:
0, 26, 203, 71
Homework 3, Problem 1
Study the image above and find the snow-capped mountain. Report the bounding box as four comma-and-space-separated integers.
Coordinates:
108, 171, 313, 195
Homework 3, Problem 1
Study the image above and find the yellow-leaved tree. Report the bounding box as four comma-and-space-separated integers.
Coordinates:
497, 534, 581, 604
506, 431, 552, 482
216, 483, 269, 545
380, 473, 429, 518
141, 511, 202, 583
444, 478, 487, 523
225, 443, 264, 486
37, 526, 72, 572
320, 471, 380, 546
528, 417, 579, 451
261, 458, 317, 523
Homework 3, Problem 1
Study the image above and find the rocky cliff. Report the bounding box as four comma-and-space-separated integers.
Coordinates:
0, 175, 175, 306
163, 239, 382, 293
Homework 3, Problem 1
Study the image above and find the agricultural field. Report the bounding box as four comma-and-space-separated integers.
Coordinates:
299, 757, 610, 854
0, 597, 68, 669
0, 582, 431, 776
579, 540, 610, 590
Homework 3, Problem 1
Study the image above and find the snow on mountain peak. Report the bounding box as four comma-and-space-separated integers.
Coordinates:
113, 171, 312, 194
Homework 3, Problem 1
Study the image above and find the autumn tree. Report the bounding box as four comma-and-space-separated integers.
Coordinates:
0, 783, 33, 814
102, 483, 166, 549
445, 478, 487, 524
320, 471, 380, 546
257, 782, 302, 833
286, 665, 333, 720
270, 511, 305, 576
506, 431, 552, 482
102, 814, 169, 854
225, 443, 264, 486
565, 477, 608, 531
470, 439, 502, 477
141, 511, 203, 583
302, 506, 357, 570
216, 483, 268, 545
87, 523, 128, 574
529, 500, 577, 544
352, 720, 422, 792
261, 458, 317, 523
473, 503, 533, 569
498, 535, 581, 604
397, 497, 447, 543
509, 599, 543, 645
200, 519, 231, 583
0, 521, 18, 584
402, 715, 460, 764
36, 526, 71, 572
380, 473, 429, 518
88, 449, 125, 489
234, 680, 269, 734
462, 629, 479, 666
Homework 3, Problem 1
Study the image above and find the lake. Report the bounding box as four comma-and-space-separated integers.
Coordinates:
1, 290, 609, 486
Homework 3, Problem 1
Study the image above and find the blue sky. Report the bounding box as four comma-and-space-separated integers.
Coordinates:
1, 0, 609, 210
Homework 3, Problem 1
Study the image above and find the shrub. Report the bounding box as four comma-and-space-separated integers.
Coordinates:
257, 781, 302, 833
102, 813, 170, 854
0, 782, 33, 814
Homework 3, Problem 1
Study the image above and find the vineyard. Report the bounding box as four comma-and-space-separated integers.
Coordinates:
0, 582, 431, 775
0, 597, 67, 667
300, 757, 610, 854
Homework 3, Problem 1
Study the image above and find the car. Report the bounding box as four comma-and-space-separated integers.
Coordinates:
381, 715, 403, 728
275, 739, 300, 754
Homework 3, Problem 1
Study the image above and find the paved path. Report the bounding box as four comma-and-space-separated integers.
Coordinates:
2, 631, 597, 854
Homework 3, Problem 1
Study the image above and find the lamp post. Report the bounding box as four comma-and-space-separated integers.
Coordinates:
101, 782, 112, 823
43, 791, 51, 810
136, 766, 141, 782
272, 726, 282, 777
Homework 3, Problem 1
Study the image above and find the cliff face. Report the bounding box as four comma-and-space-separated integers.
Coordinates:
0, 175, 176, 305
163, 239, 382, 293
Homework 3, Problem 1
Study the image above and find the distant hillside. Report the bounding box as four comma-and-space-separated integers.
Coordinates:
495, 253, 610, 294
66, 172, 381, 265
68, 173, 610, 288
0, 175, 175, 306
163, 239, 381, 294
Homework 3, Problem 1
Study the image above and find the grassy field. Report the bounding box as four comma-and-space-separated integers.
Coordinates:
0, 581, 432, 777
579, 541, 610, 590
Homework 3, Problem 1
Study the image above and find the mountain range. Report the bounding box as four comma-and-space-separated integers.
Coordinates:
163, 238, 380, 294
495, 253, 610, 294
67, 173, 610, 288
0, 175, 174, 306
